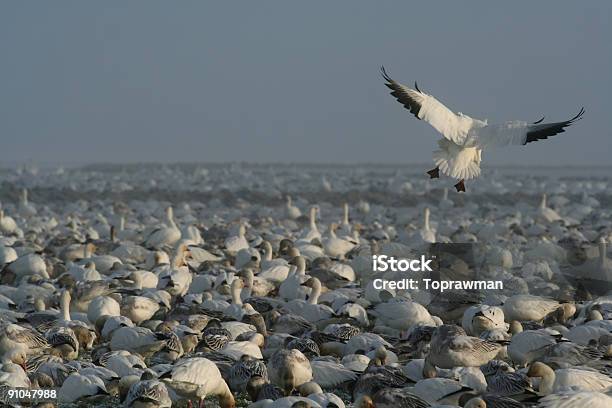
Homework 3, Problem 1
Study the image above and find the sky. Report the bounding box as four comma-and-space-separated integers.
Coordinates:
1, 1, 611, 166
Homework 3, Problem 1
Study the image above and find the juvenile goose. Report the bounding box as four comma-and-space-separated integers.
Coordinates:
0, 322, 48, 356
424, 325, 506, 376
267, 349, 313, 395
123, 378, 172, 407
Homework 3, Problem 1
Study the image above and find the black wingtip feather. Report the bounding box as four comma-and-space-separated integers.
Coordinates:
533, 116, 545, 124
524, 107, 585, 145
380, 66, 392, 82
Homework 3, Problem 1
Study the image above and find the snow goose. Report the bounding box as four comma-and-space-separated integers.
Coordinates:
0, 244, 17, 268
336, 203, 352, 238
537, 390, 612, 408
297, 382, 345, 408
309, 359, 358, 389
0, 360, 30, 388
225, 224, 249, 255
267, 349, 313, 395
124, 379, 172, 408
354, 389, 430, 408
110, 326, 165, 356
408, 207, 436, 245
527, 361, 612, 395
59, 372, 109, 403
322, 224, 355, 259
279, 257, 310, 301
5, 252, 49, 280
121, 295, 160, 324
143, 207, 181, 249
228, 354, 268, 393
87, 294, 121, 327
372, 298, 436, 336
225, 278, 247, 320
161, 357, 235, 408
46, 325, 79, 360
502, 295, 564, 323
18, 188, 37, 216
462, 305, 506, 336
537, 194, 562, 223
242, 267, 275, 298
381, 66, 584, 191
298, 207, 321, 243
0, 210, 18, 235
507, 324, 562, 366
0, 323, 48, 356
424, 325, 506, 376
286, 196, 302, 220
284, 277, 334, 322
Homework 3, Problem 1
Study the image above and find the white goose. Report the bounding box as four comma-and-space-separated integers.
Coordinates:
323, 224, 355, 259
537, 193, 562, 223
527, 362, 612, 395
18, 188, 37, 216
225, 224, 249, 255
298, 207, 321, 243
284, 277, 333, 322
143, 206, 182, 249
161, 357, 235, 408
381, 66, 584, 191
286, 195, 302, 220
0, 210, 18, 235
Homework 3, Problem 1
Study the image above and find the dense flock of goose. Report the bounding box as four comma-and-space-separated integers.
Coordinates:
0, 163, 610, 408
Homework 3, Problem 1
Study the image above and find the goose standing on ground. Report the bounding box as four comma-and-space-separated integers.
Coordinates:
225, 224, 249, 255
424, 325, 505, 376
0, 210, 18, 235
299, 207, 321, 243
267, 349, 313, 395
143, 207, 181, 249
323, 224, 355, 259
381, 66, 585, 191
286, 196, 302, 220
161, 357, 235, 408
285, 277, 334, 322
19, 188, 37, 216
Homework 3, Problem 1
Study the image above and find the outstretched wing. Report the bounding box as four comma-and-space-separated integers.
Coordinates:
381, 66, 474, 145
472, 108, 585, 148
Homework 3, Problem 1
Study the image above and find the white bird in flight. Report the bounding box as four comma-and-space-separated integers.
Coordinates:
381, 66, 584, 191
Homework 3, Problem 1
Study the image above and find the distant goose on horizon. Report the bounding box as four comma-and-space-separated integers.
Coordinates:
381, 66, 584, 191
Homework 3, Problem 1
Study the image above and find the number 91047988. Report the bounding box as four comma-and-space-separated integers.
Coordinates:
4, 388, 58, 403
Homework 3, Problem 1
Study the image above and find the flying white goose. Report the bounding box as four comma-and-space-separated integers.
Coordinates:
381, 66, 584, 191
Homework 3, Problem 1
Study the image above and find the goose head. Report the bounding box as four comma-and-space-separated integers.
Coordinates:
354, 396, 374, 408
509, 321, 523, 335
298, 381, 323, 396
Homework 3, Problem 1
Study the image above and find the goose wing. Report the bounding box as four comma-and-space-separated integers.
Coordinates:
381, 66, 474, 145
472, 108, 584, 148
9, 325, 49, 348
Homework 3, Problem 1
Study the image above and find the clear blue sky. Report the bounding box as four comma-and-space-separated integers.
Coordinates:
1, 1, 610, 165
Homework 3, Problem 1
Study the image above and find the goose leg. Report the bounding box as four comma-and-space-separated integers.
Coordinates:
426, 167, 440, 179
454, 179, 465, 192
